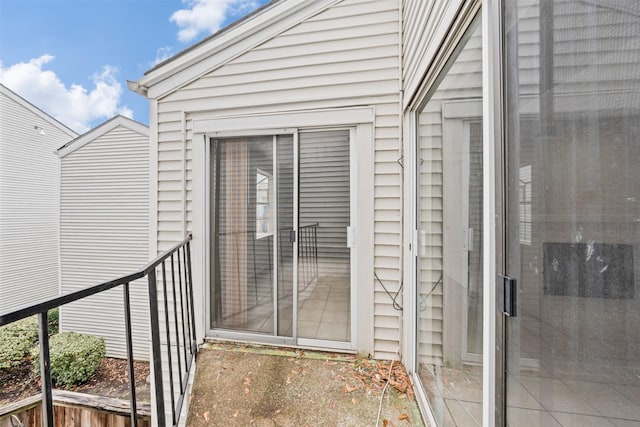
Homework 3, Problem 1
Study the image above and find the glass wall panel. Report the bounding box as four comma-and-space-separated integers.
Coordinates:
415, 16, 483, 426
504, 0, 640, 425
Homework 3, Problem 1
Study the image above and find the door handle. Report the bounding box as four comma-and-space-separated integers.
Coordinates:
499, 275, 517, 317
347, 226, 356, 248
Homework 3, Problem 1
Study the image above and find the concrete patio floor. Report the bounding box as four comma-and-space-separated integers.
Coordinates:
186, 342, 426, 426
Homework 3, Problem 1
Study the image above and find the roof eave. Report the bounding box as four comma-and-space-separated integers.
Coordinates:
0, 84, 79, 138
132, 0, 339, 100
56, 115, 149, 159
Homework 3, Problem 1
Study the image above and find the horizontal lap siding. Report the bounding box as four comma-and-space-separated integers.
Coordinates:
156, 0, 402, 358
402, 0, 466, 105
60, 125, 149, 359
515, 0, 640, 105
0, 92, 73, 313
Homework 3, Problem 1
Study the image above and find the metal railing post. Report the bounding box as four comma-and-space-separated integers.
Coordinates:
123, 283, 138, 427
147, 269, 166, 427
37, 312, 53, 427
186, 241, 197, 349
161, 261, 177, 424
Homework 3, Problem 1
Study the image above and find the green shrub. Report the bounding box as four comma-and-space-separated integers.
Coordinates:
47, 308, 59, 335
32, 332, 105, 389
0, 316, 39, 369
0, 309, 63, 369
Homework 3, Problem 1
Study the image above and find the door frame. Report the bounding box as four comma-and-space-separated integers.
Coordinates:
483, 0, 506, 425
191, 107, 375, 354
442, 99, 484, 365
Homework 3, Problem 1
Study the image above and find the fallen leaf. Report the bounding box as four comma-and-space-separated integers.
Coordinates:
398, 413, 410, 422
329, 400, 336, 410
233, 410, 239, 418
286, 375, 292, 384
383, 420, 388, 427
244, 387, 250, 394
203, 411, 210, 422
351, 398, 357, 405
343, 382, 358, 393
398, 393, 407, 399
243, 377, 251, 385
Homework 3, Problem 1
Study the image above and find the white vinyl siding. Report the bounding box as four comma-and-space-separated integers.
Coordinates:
0, 87, 76, 314
59, 123, 149, 359
402, 0, 468, 106
154, 0, 402, 358
510, 0, 640, 111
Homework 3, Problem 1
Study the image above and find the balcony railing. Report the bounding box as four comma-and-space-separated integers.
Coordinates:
0, 234, 196, 427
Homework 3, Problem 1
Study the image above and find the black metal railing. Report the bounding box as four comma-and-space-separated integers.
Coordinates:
0, 234, 196, 427
298, 223, 319, 290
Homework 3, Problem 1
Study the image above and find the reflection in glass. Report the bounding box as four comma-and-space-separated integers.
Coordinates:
415, 16, 483, 426
504, 0, 640, 425
209, 135, 294, 334
297, 130, 351, 342
256, 170, 273, 239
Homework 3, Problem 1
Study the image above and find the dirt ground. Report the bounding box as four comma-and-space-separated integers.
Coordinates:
187, 343, 425, 427
0, 357, 150, 407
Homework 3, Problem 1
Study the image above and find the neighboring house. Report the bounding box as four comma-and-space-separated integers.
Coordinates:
55, 115, 150, 359
0, 84, 77, 314
130, 0, 640, 426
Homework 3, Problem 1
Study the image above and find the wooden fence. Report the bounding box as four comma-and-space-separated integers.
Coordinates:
0, 391, 150, 427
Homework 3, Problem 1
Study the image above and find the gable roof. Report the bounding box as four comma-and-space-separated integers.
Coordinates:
0, 84, 79, 139
130, 0, 340, 100
56, 115, 148, 159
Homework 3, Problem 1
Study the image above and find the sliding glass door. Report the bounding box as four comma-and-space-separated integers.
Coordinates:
502, 1, 640, 425
208, 130, 353, 347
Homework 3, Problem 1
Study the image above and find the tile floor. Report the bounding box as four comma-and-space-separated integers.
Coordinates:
418, 308, 640, 427
232, 259, 351, 342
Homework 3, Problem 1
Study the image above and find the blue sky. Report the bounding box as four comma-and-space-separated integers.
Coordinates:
0, 0, 269, 133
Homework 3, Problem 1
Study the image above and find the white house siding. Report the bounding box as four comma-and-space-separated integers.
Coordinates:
0, 86, 76, 314
401, 0, 467, 108
154, 0, 403, 358
59, 121, 149, 359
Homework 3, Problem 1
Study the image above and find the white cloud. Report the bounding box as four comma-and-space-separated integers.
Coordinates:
0, 55, 132, 133
170, 0, 260, 43
151, 46, 175, 67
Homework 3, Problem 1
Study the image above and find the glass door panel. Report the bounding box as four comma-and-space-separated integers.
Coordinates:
210, 135, 294, 336
277, 135, 294, 336
297, 130, 351, 342
415, 15, 483, 426
503, 1, 640, 425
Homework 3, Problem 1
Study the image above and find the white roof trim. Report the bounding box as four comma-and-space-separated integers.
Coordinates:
193, 107, 375, 134
56, 115, 148, 158
134, 0, 340, 100
0, 84, 78, 138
